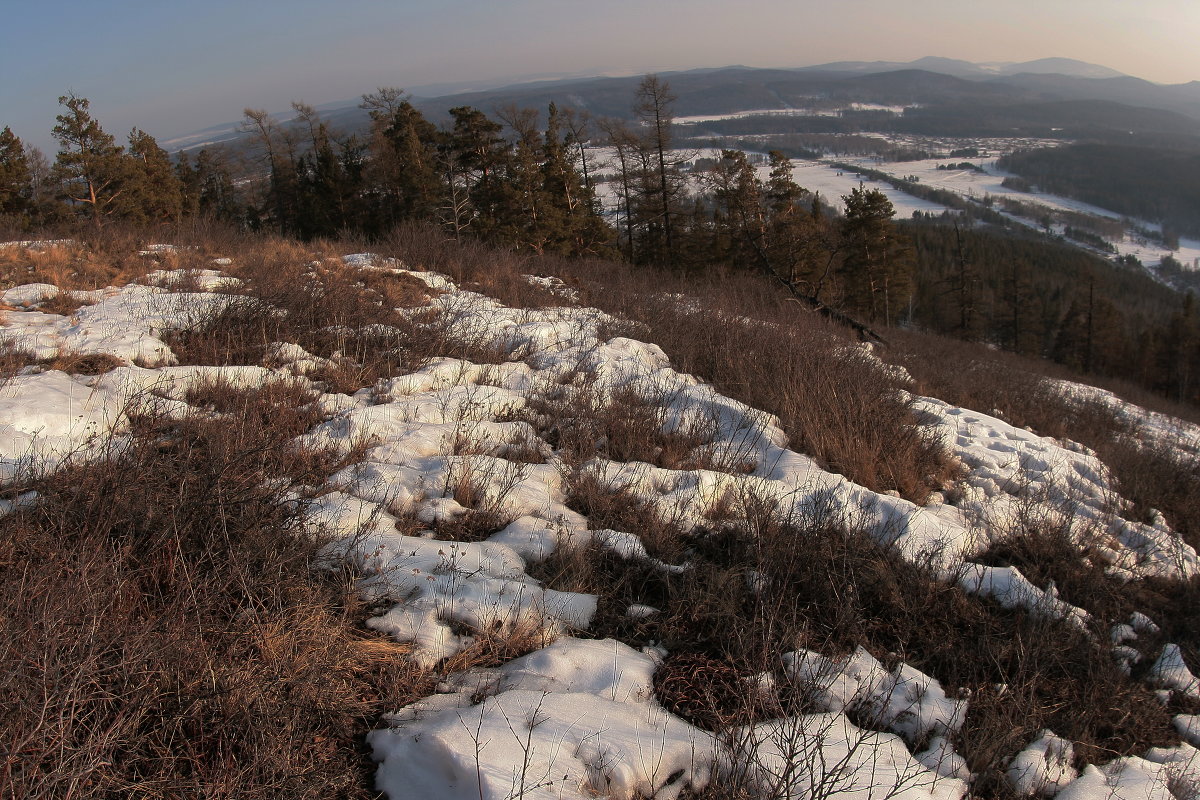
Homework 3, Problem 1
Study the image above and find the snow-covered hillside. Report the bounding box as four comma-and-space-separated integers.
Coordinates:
1, 244, 1197, 800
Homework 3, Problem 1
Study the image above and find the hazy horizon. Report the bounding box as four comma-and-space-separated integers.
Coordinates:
3, 0, 1198, 153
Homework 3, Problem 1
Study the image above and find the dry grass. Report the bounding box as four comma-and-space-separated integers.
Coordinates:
0, 226, 209, 291
376, 222, 565, 310
163, 240, 515, 394
442, 619, 556, 677
5, 221, 1198, 798
378, 222, 957, 502
1, 344, 123, 380
35, 291, 90, 316
353, 267, 435, 310
0, 386, 426, 799
654, 653, 759, 730
533, 478, 1182, 796
0, 340, 35, 380
890, 329, 1200, 548
39, 351, 125, 375
0, 240, 98, 289
514, 375, 727, 472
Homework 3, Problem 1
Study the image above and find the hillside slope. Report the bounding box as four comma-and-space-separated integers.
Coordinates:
1, 236, 1198, 800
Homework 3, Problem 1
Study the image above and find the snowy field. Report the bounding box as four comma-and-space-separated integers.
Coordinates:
586, 136, 1200, 246
611, 123, 1200, 271
1, 246, 1198, 799
675, 104, 915, 125
832, 155, 1200, 268
585, 146, 956, 218
778, 159, 956, 217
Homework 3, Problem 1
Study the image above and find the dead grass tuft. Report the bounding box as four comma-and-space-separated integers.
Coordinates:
354, 267, 434, 309
39, 350, 125, 375
0, 222, 216, 290
655, 653, 759, 730
563, 470, 687, 561
36, 291, 89, 316
517, 377, 726, 472
0, 339, 35, 379
443, 619, 555, 676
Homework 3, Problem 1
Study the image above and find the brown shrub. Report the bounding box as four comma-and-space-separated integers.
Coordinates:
563, 470, 687, 561
1102, 438, 1200, 549
163, 293, 285, 366
0, 223, 186, 290
443, 619, 555, 676
375, 222, 565, 310
517, 377, 722, 472
610, 303, 957, 502
533, 480, 1182, 798
36, 291, 89, 316
655, 653, 758, 730
0, 240, 90, 289
163, 243, 516, 391
7, 221, 1191, 798
354, 267, 433, 309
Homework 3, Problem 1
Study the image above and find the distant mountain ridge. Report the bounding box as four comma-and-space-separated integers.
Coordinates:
803, 57, 1129, 80
162, 57, 1200, 152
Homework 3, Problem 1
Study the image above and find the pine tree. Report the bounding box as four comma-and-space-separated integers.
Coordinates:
541, 103, 611, 256
361, 89, 444, 231
176, 152, 201, 218
443, 106, 510, 241
241, 108, 300, 233
764, 151, 803, 216
633, 75, 689, 267
118, 128, 184, 223
1052, 296, 1091, 372
496, 105, 555, 252
177, 148, 242, 223
950, 222, 978, 338
292, 102, 351, 239
1152, 293, 1200, 402
839, 185, 913, 324
0, 127, 32, 217
706, 149, 765, 270
294, 102, 371, 238
51, 93, 130, 226
1004, 258, 1034, 355
337, 133, 369, 233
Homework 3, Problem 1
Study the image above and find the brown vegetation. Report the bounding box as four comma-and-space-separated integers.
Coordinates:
376, 222, 957, 502
891, 329, 1200, 547
0, 387, 425, 799
533, 478, 1184, 797
3, 221, 1198, 799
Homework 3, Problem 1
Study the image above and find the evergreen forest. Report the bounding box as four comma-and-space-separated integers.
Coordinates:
3, 80, 1199, 407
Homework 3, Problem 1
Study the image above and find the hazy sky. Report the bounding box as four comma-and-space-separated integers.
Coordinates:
3, 0, 1198, 152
